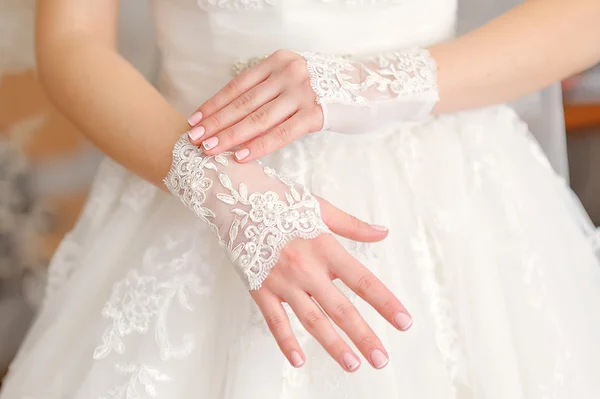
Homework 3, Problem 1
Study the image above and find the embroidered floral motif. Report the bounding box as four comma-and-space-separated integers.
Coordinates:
163, 135, 329, 290
94, 242, 210, 361
99, 364, 171, 399
302, 49, 438, 106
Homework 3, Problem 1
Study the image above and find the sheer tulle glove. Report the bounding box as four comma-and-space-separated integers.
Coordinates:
303, 49, 439, 133
164, 134, 413, 371
187, 48, 438, 161
164, 133, 330, 290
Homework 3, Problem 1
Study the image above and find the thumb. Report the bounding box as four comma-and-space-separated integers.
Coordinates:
317, 197, 389, 243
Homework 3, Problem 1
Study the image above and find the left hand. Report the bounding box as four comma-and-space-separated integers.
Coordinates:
186, 50, 324, 163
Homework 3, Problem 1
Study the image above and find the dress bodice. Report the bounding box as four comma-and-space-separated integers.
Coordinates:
150, 0, 458, 112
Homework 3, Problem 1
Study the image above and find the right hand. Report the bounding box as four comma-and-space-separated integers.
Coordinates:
250, 197, 412, 372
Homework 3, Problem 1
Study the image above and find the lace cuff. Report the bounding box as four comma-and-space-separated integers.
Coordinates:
163, 134, 330, 290
301, 49, 439, 133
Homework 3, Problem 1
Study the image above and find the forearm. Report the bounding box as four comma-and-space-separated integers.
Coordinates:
36, 35, 186, 188
431, 0, 600, 114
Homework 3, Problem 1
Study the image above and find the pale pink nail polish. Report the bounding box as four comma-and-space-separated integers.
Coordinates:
371, 224, 388, 232
394, 312, 413, 331
342, 353, 360, 371
235, 148, 250, 161
188, 111, 203, 126
290, 351, 304, 368
188, 126, 205, 141
370, 349, 389, 369
202, 136, 218, 150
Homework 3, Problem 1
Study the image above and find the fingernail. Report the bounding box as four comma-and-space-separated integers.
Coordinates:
290, 351, 304, 368
188, 111, 203, 126
235, 148, 250, 161
188, 126, 205, 141
202, 136, 218, 151
394, 312, 413, 331
371, 224, 388, 232
342, 353, 360, 371
370, 349, 389, 369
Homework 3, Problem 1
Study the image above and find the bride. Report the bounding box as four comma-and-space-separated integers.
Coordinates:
2, 0, 600, 397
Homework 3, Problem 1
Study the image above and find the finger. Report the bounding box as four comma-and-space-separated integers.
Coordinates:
312, 281, 389, 369
317, 197, 389, 242
328, 245, 413, 332
251, 290, 305, 368
192, 50, 298, 122
285, 288, 361, 372
234, 108, 315, 162
202, 95, 298, 155
190, 77, 284, 146
194, 62, 272, 121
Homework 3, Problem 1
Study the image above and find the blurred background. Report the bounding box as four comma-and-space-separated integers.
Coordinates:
1, 0, 599, 381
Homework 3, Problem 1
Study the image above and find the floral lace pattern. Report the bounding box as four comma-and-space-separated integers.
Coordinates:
99, 363, 171, 399
94, 251, 209, 361
164, 135, 329, 290
302, 49, 438, 106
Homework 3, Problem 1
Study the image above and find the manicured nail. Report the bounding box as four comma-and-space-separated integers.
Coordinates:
371, 224, 388, 232
188, 126, 205, 141
188, 111, 203, 126
202, 136, 218, 150
370, 349, 389, 369
290, 351, 304, 368
394, 312, 413, 331
235, 148, 250, 161
342, 353, 360, 371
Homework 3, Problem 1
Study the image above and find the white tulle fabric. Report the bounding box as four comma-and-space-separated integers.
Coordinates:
302, 49, 439, 133
164, 135, 328, 290
2, 0, 600, 398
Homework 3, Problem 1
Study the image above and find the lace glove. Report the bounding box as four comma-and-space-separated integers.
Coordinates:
164, 134, 330, 290
301, 49, 439, 134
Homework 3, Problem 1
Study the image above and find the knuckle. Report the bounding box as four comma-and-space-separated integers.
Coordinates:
265, 314, 286, 331
302, 310, 324, 330
272, 125, 289, 143
226, 78, 241, 95
207, 114, 222, 129
271, 49, 286, 60
355, 275, 374, 296
382, 298, 400, 315
271, 49, 293, 62
252, 138, 269, 157
279, 243, 302, 264
331, 302, 354, 320
234, 92, 254, 110
348, 214, 364, 230
249, 108, 269, 125
224, 127, 237, 141
287, 59, 308, 76
356, 334, 379, 350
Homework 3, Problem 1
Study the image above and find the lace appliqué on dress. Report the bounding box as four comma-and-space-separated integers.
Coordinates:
302, 49, 438, 106
99, 363, 171, 399
163, 135, 329, 290
93, 230, 213, 361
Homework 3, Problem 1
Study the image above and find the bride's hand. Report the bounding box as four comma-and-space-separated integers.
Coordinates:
186, 50, 323, 162
250, 197, 413, 372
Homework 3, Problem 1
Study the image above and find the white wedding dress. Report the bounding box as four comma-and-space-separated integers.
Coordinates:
3, 0, 600, 398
